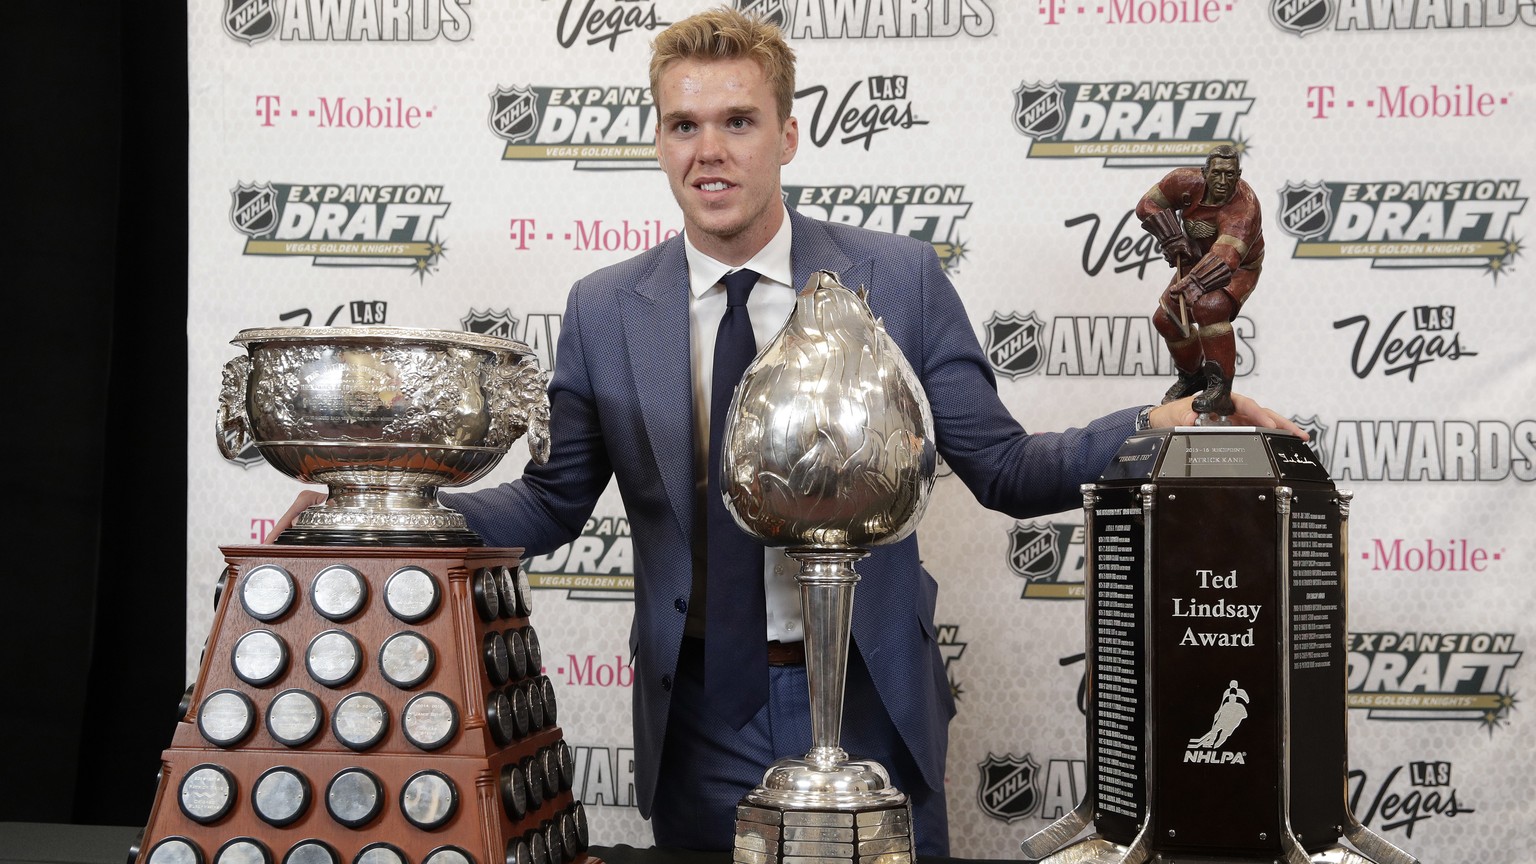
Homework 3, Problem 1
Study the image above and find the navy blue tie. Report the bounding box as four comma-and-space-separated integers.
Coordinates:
706, 268, 767, 729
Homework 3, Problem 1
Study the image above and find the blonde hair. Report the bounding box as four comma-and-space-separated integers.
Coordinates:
648, 6, 796, 124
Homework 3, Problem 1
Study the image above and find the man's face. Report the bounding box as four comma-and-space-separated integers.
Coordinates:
654, 55, 798, 265
1204, 157, 1240, 205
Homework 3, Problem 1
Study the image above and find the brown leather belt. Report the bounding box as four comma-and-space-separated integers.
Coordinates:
766, 640, 805, 666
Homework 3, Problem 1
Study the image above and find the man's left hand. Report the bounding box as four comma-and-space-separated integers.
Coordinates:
1148, 392, 1309, 440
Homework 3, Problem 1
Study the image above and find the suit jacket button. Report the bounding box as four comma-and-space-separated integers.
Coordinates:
674, 598, 687, 613
661, 674, 672, 691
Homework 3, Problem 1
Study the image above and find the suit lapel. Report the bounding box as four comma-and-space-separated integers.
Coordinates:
618, 242, 696, 541
789, 208, 867, 297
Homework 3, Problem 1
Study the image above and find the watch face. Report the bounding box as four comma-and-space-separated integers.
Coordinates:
282, 840, 339, 864
266, 689, 324, 747
384, 566, 441, 623
485, 689, 515, 747
198, 689, 256, 747
499, 763, 528, 820
473, 568, 501, 622
325, 768, 383, 828
306, 629, 362, 688
380, 631, 435, 689
240, 565, 295, 622
483, 631, 511, 686
178, 764, 235, 824
311, 565, 367, 621
402, 692, 459, 751
214, 838, 271, 864
353, 844, 407, 864
504, 629, 529, 681
253, 767, 311, 827
332, 693, 389, 751
148, 837, 204, 864
232, 629, 289, 687
400, 770, 459, 830
422, 848, 473, 864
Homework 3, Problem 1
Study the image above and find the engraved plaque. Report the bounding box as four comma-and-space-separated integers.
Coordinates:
572, 803, 589, 848
556, 741, 575, 790
147, 837, 203, 864
521, 625, 542, 671
379, 631, 435, 689
473, 568, 501, 621
505, 628, 529, 681
499, 763, 529, 820
332, 693, 389, 751
1157, 432, 1272, 479
266, 688, 324, 747
240, 565, 295, 622
525, 680, 545, 732
422, 847, 474, 864
538, 676, 558, 725
514, 564, 534, 618
178, 764, 236, 824
403, 692, 459, 751
544, 820, 564, 864
311, 565, 368, 621
384, 566, 440, 623
509, 684, 532, 740
539, 747, 561, 798
496, 565, 520, 618
506, 838, 534, 864
306, 629, 363, 688
214, 838, 270, 864
198, 689, 256, 748
326, 767, 384, 828
522, 755, 545, 809
282, 839, 339, 864
486, 688, 516, 747
483, 631, 512, 686
401, 770, 459, 830
253, 766, 311, 827
354, 844, 408, 864
560, 810, 582, 858
528, 832, 549, 864
232, 629, 288, 687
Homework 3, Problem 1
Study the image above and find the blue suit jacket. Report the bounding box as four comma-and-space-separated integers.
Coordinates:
445, 208, 1138, 816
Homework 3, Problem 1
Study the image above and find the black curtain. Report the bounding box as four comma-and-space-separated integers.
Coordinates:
4, 3, 188, 828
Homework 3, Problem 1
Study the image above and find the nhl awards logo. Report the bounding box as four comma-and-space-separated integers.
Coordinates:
735, 0, 791, 29
1269, 0, 1333, 36
977, 754, 1042, 823
225, 0, 277, 44
984, 312, 1047, 380
462, 308, 520, 341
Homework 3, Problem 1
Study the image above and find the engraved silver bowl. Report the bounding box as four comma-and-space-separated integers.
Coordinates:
217, 326, 550, 545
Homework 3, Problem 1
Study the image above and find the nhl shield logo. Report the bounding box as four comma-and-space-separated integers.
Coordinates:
984, 312, 1046, 380
977, 753, 1041, 823
229, 182, 277, 237
489, 86, 540, 143
461, 308, 521, 341
1291, 415, 1330, 472
1008, 522, 1062, 581
1278, 181, 1333, 240
735, 0, 792, 29
224, 0, 278, 45
1269, 0, 1333, 36
1012, 82, 1065, 140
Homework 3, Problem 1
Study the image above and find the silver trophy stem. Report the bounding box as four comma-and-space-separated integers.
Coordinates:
791, 547, 865, 769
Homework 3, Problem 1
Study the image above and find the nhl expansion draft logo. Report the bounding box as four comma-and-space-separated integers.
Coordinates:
229, 181, 450, 278
489, 84, 657, 169
977, 753, 1042, 823
230, 182, 278, 236
783, 184, 972, 271
1008, 521, 1085, 600
1185, 680, 1249, 764
1349, 631, 1522, 732
984, 312, 1047, 380
1279, 181, 1333, 240
225, 0, 277, 44
1012, 82, 1065, 140
1269, 0, 1333, 36
1011, 78, 1253, 166
488, 86, 539, 144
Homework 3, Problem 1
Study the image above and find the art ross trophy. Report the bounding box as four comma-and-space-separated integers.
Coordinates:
720, 271, 936, 864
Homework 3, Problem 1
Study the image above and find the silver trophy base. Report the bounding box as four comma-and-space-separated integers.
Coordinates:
735, 753, 914, 864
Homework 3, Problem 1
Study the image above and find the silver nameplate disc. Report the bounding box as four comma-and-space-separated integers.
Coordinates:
784, 826, 854, 843
543, 822, 562, 864
355, 844, 408, 864
557, 740, 575, 789
507, 839, 534, 864
332, 693, 388, 750
540, 747, 561, 797
403, 692, 458, 750
505, 628, 529, 680
738, 823, 781, 842
473, 568, 501, 621
179, 764, 235, 823
311, 565, 367, 621
240, 565, 294, 621
539, 676, 558, 725
857, 819, 909, 840
198, 689, 255, 747
266, 688, 323, 746
510, 684, 532, 738
515, 564, 534, 617
858, 837, 912, 855
486, 689, 516, 746
384, 566, 440, 622
522, 756, 544, 808
213, 838, 269, 864
737, 805, 783, 825
380, 631, 435, 689
526, 680, 545, 730
232, 629, 288, 686
559, 811, 581, 858
483, 631, 511, 685
306, 630, 362, 687
528, 834, 549, 864
423, 847, 473, 864
783, 841, 854, 857
521, 625, 542, 670
283, 840, 338, 864
253, 766, 310, 827
731, 850, 773, 864
499, 763, 528, 819
785, 812, 854, 828
326, 768, 383, 827
401, 770, 458, 829
735, 834, 773, 854
147, 838, 203, 864
573, 801, 589, 846
496, 565, 519, 617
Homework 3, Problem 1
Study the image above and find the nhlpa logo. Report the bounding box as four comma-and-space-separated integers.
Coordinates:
977, 753, 1042, 823
462, 308, 520, 341
489, 86, 539, 143
1009, 522, 1062, 581
1186, 680, 1250, 764
984, 312, 1047, 380
1013, 81, 1065, 139
1269, 0, 1333, 36
734, 0, 791, 29
1279, 181, 1333, 240
224, 0, 277, 45
229, 182, 278, 236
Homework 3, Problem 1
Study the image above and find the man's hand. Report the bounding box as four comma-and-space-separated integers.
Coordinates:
1148, 393, 1310, 440
1161, 235, 1195, 268
269, 490, 327, 542
1163, 274, 1205, 312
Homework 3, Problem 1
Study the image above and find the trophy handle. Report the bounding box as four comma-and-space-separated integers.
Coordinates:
486, 359, 552, 466
216, 355, 254, 461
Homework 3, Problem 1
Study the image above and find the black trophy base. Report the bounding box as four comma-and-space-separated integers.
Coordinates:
274, 527, 485, 546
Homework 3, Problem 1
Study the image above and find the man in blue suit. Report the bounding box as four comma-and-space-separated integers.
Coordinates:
277, 6, 1300, 855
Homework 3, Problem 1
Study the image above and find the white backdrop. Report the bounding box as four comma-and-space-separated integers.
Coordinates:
187, 1, 1534, 860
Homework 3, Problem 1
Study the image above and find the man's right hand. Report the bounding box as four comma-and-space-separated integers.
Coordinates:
270, 490, 327, 543
1161, 235, 1194, 268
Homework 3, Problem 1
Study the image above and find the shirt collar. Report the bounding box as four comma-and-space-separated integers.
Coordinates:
684, 205, 794, 299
